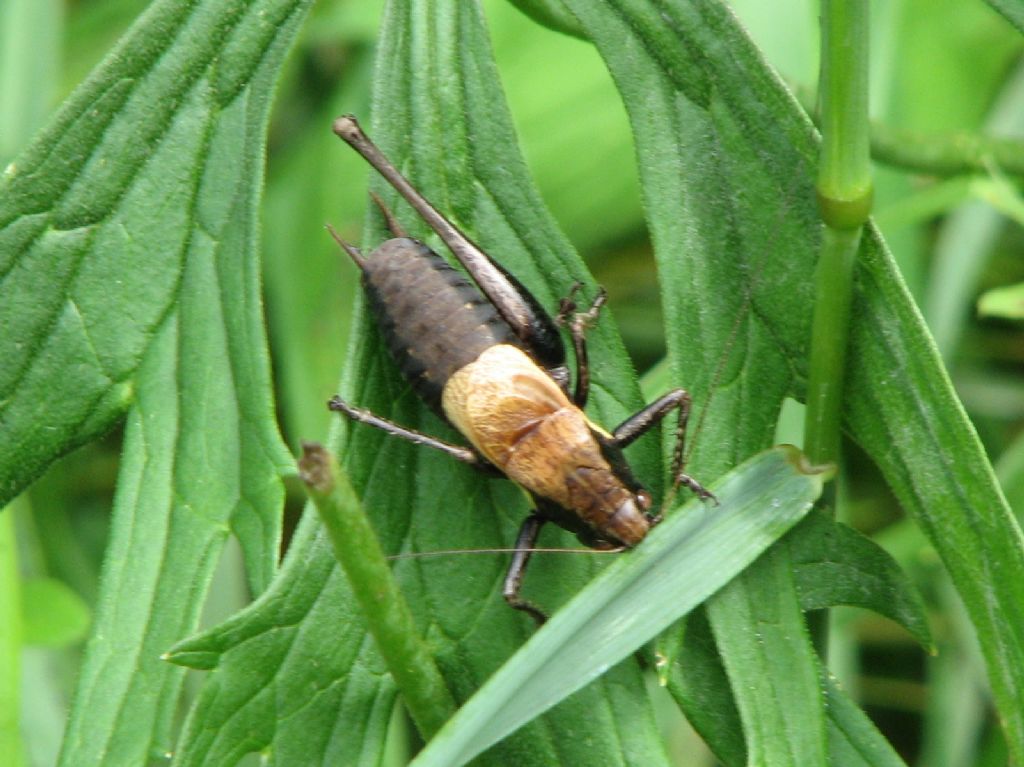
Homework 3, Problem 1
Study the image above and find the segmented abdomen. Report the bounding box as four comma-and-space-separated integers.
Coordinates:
361, 237, 516, 410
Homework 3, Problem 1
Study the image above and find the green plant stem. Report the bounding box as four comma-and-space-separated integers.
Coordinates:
0, 502, 24, 767
808, 0, 871, 469
796, 84, 1024, 179
804, 226, 863, 469
807, 0, 872, 658
815, 0, 872, 230
298, 443, 457, 740
870, 125, 1024, 179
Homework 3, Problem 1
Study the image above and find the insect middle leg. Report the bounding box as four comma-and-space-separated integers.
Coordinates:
555, 283, 608, 409
328, 396, 483, 466
612, 390, 714, 501
502, 513, 549, 625
368, 191, 407, 238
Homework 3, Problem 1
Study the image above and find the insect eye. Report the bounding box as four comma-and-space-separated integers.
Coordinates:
636, 490, 652, 511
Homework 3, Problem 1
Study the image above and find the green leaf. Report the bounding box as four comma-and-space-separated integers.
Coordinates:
410, 447, 827, 767
0, 0, 61, 162
504, 0, 586, 39
665, 608, 745, 766
985, 0, 1024, 36
668, 607, 912, 767
708, 543, 827, 765
996, 428, 1024, 516
978, 281, 1024, 320
20, 578, 90, 647
172, 2, 673, 764
789, 511, 933, 651
562, 0, 1024, 762
824, 675, 909, 767
561, 1, 828, 762
0, 0, 305, 764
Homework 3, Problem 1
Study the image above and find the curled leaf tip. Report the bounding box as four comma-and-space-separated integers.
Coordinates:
298, 441, 334, 494
778, 443, 837, 481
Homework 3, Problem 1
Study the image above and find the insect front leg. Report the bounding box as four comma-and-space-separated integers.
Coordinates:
502, 513, 549, 625
555, 283, 608, 409
612, 389, 715, 502
328, 396, 483, 466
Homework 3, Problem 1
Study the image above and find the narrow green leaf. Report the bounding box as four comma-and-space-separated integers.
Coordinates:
411, 447, 827, 767
0, 1, 306, 764
504, 0, 586, 39
563, 0, 1024, 761
709, 543, 827, 765
561, 1, 829, 763
789, 512, 933, 651
667, 614, 911, 767
666, 608, 745, 765
824, 675, 909, 767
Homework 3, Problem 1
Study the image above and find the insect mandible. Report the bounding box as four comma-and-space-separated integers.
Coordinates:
328, 115, 711, 624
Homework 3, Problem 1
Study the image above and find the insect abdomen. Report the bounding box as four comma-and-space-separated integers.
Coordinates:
361, 238, 516, 409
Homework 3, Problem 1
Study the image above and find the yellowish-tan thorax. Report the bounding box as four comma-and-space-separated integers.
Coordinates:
441, 344, 636, 537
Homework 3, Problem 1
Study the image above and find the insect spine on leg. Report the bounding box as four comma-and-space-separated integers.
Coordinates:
329, 115, 709, 623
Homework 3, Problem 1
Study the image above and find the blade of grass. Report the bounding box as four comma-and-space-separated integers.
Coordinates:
411, 447, 828, 767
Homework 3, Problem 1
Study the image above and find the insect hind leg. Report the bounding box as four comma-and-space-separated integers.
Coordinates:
502, 513, 548, 625
612, 389, 716, 503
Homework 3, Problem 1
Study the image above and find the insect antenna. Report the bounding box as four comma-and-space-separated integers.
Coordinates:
386, 546, 624, 562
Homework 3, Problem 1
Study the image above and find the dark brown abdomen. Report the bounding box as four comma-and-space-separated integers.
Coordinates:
361, 238, 516, 410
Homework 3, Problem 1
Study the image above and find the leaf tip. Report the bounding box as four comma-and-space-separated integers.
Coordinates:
162, 646, 219, 671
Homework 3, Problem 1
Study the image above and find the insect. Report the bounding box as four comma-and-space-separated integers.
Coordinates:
328, 115, 711, 623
